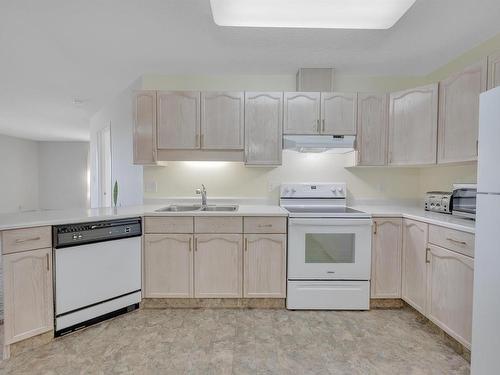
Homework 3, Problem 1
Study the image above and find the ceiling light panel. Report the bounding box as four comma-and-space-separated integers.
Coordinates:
210, 0, 416, 29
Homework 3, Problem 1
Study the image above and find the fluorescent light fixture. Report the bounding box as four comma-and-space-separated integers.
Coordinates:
210, 0, 416, 29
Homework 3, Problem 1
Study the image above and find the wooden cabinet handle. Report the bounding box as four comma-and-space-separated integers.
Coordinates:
189, 237, 192, 252
316, 119, 320, 133
194, 237, 198, 251
426, 248, 431, 263
244, 238, 248, 251
373, 222, 378, 235
46, 253, 50, 271
258, 224, 273, 228
446, 237, 467, 245
322, 119, 325, 132
15, 236, 41, 244
200, 134, 204, 148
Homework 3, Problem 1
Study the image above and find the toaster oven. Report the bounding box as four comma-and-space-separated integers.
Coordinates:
451, 183, 477, 220
425, 191, 452, 214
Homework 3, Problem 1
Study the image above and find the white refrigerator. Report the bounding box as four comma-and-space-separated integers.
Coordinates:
471, 86, 500, 374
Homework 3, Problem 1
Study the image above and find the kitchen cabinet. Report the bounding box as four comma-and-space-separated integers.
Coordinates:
201, 91, 244, 150
144, 234, 193, 298
426, 244, 474, 348
488, 50, 500, 89
133, 90, 157, 164
402, 219, 428, 314
388, 84, 438, 166
244, 234, 286, 298
194, 234, 243, 298
3, 247, 53, 344
244, 92, 283, 165
371, 218, 402, 299
283, 92, 320, 134
157, 91, 200, 149
438, 60, 487, 163
356, 93, 388, 166
321, 92, 357, 135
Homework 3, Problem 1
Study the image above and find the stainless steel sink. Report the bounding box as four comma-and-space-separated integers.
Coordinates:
155, 204, 238, 212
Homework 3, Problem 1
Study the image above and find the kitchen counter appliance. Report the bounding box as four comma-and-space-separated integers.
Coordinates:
425, 191, 452, 214
53, 217, 142, 336
451, 183, 477, 220
280, 183, 372, 310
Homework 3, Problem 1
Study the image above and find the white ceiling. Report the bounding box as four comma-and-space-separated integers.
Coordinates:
1, 0, 500, 141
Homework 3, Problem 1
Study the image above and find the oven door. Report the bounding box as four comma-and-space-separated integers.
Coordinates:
288, 218, 372, 280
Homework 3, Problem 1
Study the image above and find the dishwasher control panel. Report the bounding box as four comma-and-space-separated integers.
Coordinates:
53, 217, 142, 248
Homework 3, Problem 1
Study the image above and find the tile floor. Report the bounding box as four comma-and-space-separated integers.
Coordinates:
0, 307, 469, 374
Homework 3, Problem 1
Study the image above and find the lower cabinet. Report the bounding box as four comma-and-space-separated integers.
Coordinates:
244, 234, 286, 298
427, 244, 474, 348
371, 218, 402, 298
144, 234, 193, 298
194, 234, 243, 298
3, 248, 53, 344
402, 219, 428, 314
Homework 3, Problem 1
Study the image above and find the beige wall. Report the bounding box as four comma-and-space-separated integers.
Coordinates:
142, 32, 500, 202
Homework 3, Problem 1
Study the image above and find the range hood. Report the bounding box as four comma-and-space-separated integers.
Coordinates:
283, 135, 356, 153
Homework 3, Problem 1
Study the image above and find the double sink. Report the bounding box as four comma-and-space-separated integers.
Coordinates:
155, 204, 238, 212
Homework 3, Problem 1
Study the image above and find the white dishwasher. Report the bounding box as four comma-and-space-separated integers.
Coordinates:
53, 217, 142, 336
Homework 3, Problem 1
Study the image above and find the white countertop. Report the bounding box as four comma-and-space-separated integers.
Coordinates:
0, 204, 288, 231
351, 204, 475, 234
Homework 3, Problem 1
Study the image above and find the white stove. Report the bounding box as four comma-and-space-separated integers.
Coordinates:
280, 183, 372, 310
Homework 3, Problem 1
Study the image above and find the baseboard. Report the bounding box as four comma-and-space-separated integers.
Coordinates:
142, 298, 286, 309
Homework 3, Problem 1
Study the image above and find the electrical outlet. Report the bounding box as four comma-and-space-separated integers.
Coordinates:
145, 181, 158, 193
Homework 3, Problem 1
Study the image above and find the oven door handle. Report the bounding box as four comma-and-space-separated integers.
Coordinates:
289, 218, 373, 226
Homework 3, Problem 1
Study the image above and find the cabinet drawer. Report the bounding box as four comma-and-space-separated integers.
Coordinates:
428, 225, 475, 257
145, 217, 193, 233
195, 217, 242, 233
244, 217, 286, 233
2, 226, 52, 254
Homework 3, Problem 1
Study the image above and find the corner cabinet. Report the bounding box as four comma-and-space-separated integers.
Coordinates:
356, 93, 388, 166
3, 247, 53, 344
438, 60, 487, 163
488, 50, 500, 89
371, 218, 402, 298
133, 90, 157, 165
157, 91, 200, 150
244, 92, 283, 166
388, 84, 438, 166
283, 92, 320, 134
201, 92, 244, 150
194, 234, 243, 298
401, 219, 428, 314
426, 244, 474, 348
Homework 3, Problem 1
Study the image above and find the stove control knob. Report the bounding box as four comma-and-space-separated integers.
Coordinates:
337, 187, 344, 194
291, 188, 296, 194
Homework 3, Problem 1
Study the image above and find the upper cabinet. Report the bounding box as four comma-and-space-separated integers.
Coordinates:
283, 92, 320, 134
201, 92, 244, 150
245, 92, 283, 166
438, 60, 487, 164
488, 50, 500, 89
283, 92, 357, 135
157, 91, 200, 150
133, 90, 157, 165
356, 93, 388, 166
321, 92, 357, 135
388, 84, 438, 166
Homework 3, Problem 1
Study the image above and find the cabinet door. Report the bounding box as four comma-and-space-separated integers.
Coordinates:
244, 234, 286, 298
3, 248, 53, 344
157, 91, 200, 149
371, 218, 402, 299
402, 219, 428, 314
388, 84, 438, 165
201, 91, 244, 150
357, 93, 388, 166
427, 244, 474, 349
144, 234, 193, 298
194, 234, 242, 298
438, 60, 487, 163
283, 92, 320, 134
488, 50, 500, 89
321, 92, 358, 135
133, 90, 157, 164
244, 92, 283, 166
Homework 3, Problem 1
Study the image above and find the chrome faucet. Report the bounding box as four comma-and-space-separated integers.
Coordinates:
196, 184, 207, 208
